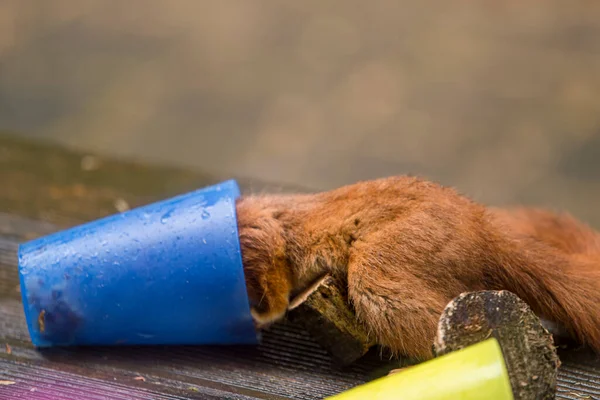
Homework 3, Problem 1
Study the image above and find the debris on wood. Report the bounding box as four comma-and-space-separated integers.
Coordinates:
81, 155, 101, 172
0, 380, 16, 385
387, 366, 411, 376
287, 275, 376, 365
568, 393, 591, 399
38, 310, 46, 333
5, 343, 11, 354
435, 290, 560, 400
133, 376, 146, 382
113, 198, 130, 212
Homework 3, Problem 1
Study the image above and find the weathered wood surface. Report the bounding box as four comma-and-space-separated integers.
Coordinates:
287, 276, 377, 365
435, 291, 560, 400
1, 133, 600, 399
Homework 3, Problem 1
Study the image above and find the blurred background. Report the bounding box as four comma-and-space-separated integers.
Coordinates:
2, 1, 600, 225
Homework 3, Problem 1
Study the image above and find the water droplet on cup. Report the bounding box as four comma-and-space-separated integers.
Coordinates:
161, 209, 175, 224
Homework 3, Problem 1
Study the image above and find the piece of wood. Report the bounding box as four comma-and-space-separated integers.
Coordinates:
287, 275, 376, 365
435, 290, 560, 400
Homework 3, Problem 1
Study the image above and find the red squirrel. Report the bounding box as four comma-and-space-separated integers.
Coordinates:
235, 175, 600, 360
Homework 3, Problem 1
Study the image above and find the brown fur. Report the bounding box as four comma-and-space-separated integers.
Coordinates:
236, 176, 600, 361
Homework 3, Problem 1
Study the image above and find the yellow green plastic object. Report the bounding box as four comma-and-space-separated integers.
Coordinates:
326, 338, 514, 400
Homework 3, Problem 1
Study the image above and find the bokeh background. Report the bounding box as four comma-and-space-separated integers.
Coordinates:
2, 1, 600, 225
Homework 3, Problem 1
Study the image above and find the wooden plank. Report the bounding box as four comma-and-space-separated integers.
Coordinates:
0, 132, 309, 229
0, 358, 259, 400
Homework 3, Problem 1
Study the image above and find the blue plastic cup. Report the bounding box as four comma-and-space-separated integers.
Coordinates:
18, 179, 259, 347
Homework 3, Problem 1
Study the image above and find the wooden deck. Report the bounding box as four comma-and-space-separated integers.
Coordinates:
1, 133, 600, 399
